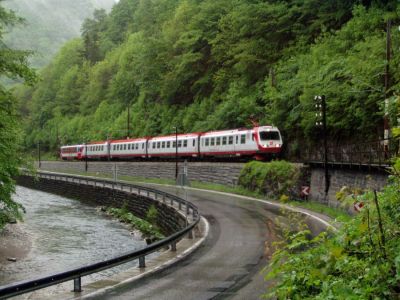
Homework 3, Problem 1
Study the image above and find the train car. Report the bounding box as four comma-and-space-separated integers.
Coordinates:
109, 138, 148, 159
84, 141, 109, 160
199, 126, 282, 160
60, 144, 85, 160
60, 125, 282, 161
147, 133, 200, 158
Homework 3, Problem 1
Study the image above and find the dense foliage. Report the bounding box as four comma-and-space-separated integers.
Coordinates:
106, 204, 164, 241
0, 1, 37, 228
3, 0, 115, 69
14, 0, 400, 155
239, 160, 300, 199
266, 159, 400, 298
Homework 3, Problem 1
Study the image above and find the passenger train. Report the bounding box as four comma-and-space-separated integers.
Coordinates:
60, 125, 282, 161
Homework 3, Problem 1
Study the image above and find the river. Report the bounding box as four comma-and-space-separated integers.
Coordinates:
0, 186, 149, 286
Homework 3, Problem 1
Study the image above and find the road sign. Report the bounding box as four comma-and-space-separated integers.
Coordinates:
301, 186, 310, 197
354, 201, 364, 212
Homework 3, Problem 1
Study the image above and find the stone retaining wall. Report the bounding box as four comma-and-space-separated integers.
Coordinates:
17, 175, 186, 236
309, 166, 388, 206
38, 161, 244, 186
37, 161, 389, 207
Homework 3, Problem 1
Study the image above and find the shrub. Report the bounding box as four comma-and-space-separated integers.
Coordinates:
239, 160, 300, 199
265, 157, 400, 299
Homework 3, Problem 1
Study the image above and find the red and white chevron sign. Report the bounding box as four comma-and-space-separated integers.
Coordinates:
354, 201, 364, 212
301, 186, 310, 197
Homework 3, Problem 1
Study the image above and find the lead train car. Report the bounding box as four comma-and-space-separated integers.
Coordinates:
60, 125, 282, 161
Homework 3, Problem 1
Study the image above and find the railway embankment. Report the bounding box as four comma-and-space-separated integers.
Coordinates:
37, 161, 389, 206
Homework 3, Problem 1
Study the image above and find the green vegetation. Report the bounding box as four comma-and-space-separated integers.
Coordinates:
265, 158, 400, 299
12, 1, 399, 156
239, 160, 301, 198
0, 2, 37, 229
107, 203, 164, 241
3, 0, 115, 69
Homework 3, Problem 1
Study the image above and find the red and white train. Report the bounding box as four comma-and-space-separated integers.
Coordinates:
60, 125, 282, 161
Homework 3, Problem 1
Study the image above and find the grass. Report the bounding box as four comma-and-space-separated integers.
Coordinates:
37, 168, 350, 221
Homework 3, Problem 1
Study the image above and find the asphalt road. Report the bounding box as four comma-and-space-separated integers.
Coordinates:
86, 185, 329, 300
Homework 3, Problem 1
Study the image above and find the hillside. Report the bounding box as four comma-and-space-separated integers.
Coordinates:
3, 0, 116, 68
14, 0, 400, 156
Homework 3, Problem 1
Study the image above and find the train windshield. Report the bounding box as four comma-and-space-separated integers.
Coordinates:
259, 131, 280, 141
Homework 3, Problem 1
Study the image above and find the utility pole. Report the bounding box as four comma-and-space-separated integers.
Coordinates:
84, 142, 88, 172
127, 105, 130, 138
37, 141, 41, 169
315, 95, 329, 201
174, 126, 178, 180
384, 19, 391, 158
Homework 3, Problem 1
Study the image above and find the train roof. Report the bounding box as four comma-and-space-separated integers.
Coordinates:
148, 133, 200, 140
60, 144, 84, 148
110, 137, 148, 143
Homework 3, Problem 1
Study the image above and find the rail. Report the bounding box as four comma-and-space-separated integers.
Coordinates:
0, 171, 200, 299
304, 138, 399, 168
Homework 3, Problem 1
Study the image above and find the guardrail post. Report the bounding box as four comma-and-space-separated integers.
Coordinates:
188, 229, 193, 239
170, 198, 173, 206
139, 256, 146, 268
186, 204, 190, 215
178, 201, 182, 210
73, 277, 82, 292
171, 242, 177, 252
162, 194, 166, 203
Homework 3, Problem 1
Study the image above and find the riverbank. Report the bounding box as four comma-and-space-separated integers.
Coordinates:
0, 223, 32, 268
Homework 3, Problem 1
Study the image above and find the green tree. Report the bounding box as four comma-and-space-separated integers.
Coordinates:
0, 1, 36, 227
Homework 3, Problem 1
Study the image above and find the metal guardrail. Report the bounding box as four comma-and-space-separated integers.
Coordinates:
0, 171, 200, 299
304, 138, 398, 168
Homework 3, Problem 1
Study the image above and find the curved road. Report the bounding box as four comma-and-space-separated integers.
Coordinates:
86, 185, 330, 300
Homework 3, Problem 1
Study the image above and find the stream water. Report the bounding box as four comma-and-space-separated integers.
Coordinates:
0, 186, 150, 286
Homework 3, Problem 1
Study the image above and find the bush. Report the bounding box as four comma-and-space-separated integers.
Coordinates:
106, 205, 164, 241
238, 160, 301, 199
265, 157, 400, 299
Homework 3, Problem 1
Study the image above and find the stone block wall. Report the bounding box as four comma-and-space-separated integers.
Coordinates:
17, 175, 186, 236
38, 161, 244, 187
309, 167, 388, 205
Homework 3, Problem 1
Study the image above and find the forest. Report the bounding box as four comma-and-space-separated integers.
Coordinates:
14, 0, 400, 157
3, 0, 115, 69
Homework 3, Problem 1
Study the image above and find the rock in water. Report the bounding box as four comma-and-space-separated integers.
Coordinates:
7, 257, 17, 262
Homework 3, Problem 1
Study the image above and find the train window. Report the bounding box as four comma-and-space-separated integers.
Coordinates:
241, 134, 246, 144
142, 143, 145, 149
162, 141, 165, 148
136, 144, 139, 150
228, 136, 233, 145
211, 138, 215, 146
222, 137, 227, 145
167, 141, 170, 148
252, 133, 255, 141
193, 139, 195, 147
205, 138, 209, 146
128, 144, 131, 150
113, 145, 115, 150
173, 141, 176, 148
178, 140, 182, 148
123, 144, 126, 150
216, 137, 221, 145
183, 140, 187, 147
157, 142, 160, 149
